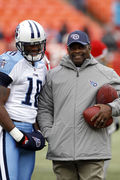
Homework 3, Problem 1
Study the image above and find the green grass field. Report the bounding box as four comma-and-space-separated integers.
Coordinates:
32, 130, 120, 180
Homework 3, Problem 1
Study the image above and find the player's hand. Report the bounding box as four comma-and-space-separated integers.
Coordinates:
17, 130, 45, 151
91, 104, 112, 128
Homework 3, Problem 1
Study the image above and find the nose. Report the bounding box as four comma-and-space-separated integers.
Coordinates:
31, 46, 38, 51
74, 48, 83, 53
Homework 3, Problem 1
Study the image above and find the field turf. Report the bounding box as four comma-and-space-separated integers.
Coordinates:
32, 130, 120, 180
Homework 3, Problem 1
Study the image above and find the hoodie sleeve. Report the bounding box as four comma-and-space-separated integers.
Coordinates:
108, 69, 120, 116
37, 72, 54, 138
108, 98, 120, 116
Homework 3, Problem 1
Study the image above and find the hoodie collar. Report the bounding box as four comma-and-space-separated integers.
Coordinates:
60, 54, 98, 70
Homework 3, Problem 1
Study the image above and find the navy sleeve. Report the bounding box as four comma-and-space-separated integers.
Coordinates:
0, 72, 13, 87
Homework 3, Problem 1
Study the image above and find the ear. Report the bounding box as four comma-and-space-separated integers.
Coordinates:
67, 46, 70, 54
86, 45, 91, 59
88, 44, 91, 52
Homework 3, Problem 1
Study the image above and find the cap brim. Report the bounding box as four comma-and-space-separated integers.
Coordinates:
67, 40, 89, 46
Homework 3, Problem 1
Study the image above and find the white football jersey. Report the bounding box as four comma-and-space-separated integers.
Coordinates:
0, 51, 47, 124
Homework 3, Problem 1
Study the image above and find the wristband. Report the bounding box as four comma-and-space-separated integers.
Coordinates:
9, 127, 24, 142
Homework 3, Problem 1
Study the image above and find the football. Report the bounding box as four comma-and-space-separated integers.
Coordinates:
83, 106, 113, 128
96, 84, 118, 104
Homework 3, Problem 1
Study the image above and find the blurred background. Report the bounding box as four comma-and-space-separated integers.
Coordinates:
0, 0, 120, 179
1, 0, 120, 72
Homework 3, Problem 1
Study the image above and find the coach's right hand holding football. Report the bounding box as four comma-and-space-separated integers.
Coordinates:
85, 84, 119, 129
91, 104, 112, 129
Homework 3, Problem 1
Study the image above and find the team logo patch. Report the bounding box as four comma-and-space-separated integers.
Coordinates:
0, 59, 7, 68
32, 136, 41, 147
71, 34, 79, 40
90, 80, 97, 87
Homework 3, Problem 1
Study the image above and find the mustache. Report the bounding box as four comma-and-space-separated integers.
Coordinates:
72, 53, 86, 58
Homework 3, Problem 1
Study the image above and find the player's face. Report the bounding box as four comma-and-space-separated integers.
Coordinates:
67, 43, 91, 67
24, 43, 44, 56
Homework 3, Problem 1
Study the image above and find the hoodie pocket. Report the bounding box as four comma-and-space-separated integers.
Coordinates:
47, 122, 74, 159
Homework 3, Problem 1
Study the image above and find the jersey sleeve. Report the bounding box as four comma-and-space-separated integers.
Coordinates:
0, 51, 21, 87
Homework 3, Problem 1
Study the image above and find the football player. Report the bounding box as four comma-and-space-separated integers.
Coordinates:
0, 20, 47, 180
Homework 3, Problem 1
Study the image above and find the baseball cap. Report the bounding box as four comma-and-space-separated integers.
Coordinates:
67, 30, 90, 46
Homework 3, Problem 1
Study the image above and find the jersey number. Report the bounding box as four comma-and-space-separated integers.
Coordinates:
22, 77, 42, 108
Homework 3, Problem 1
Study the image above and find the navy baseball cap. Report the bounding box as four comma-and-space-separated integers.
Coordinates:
67, 30, 90, 46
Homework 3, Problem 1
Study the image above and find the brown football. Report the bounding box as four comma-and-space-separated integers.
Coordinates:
96, 84, 118, 104
83, 106, 113, 128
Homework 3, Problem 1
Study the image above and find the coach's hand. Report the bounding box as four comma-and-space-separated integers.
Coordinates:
17, 130, 45, 151
91, 104, 112, 128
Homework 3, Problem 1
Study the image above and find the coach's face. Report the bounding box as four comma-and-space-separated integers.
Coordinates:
67, 42, 91, 67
